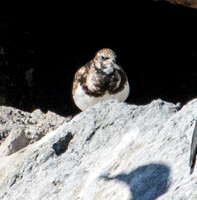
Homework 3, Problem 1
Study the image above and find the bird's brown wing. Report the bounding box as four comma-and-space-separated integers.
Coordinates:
72, 62, 92, 95
72, 66, 85, 95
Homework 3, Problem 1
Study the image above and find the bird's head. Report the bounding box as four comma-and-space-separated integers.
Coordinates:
93, 48, 120, 74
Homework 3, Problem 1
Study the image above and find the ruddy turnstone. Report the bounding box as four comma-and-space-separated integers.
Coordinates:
72, 48, 130, 111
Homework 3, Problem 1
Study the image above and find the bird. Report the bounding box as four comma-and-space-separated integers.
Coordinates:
189, 119, 197, 174
72, 48, 130, 111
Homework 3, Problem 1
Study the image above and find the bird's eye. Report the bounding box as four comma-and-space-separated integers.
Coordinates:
101, 56, 109, 60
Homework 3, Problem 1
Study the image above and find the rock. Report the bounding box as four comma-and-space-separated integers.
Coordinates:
0, 106, 68, 156
0, 99, 197, 199
154, 0, 197, 9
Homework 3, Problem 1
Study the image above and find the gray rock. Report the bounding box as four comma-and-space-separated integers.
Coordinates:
0, 99, 196, 199
0, 107, 68, 156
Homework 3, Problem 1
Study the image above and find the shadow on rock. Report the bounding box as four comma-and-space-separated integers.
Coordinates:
100, 163, 170, 200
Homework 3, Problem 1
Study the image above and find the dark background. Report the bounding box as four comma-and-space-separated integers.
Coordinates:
0, 1, 197, 116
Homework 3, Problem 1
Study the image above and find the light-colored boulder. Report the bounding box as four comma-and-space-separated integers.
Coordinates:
0, 99, 197, 199
0, 107, 68, 156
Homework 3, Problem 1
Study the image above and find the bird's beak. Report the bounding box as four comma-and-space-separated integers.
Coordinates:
110, 58, 120, 70
113, 64, 120, 70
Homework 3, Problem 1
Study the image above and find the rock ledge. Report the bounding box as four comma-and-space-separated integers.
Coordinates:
0, 99, 196, 200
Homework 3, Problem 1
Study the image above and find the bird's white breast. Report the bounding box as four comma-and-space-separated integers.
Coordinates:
73, 82, 130, 111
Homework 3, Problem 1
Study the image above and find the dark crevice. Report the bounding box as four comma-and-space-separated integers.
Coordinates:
52, 132, 73, 156
1, 6, 197, 116
86, 126, 101, 142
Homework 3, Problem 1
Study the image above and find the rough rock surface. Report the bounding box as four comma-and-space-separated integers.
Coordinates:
154, 0, 197, 9
0, 106, 69, 156
0, 99, 197, 199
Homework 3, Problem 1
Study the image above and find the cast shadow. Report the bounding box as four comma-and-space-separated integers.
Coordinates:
100, 163, 170, 200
